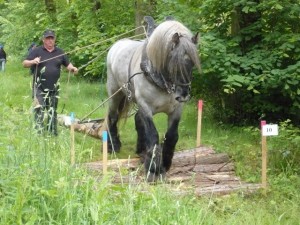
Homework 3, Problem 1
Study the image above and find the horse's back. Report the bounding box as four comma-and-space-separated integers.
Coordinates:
107, 39, 144, 93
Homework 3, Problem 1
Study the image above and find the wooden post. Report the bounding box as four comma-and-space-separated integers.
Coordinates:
196, 100, 203, 147
261, 120, 267, 193
102, 131, 108, 175
70, 112, 75, 166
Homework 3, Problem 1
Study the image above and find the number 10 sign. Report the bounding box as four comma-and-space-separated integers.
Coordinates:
262, 124, 279, 136
260, 120, 279, 194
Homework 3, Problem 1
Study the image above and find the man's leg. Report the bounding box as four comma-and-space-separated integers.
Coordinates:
33, 87, 45, 134
0, 59, 4, 72
47, 89, 59, 136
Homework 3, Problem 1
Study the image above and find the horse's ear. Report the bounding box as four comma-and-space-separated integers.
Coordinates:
192, 32, 199, 44
172, 33, 180, 46
143, 16, 156, 37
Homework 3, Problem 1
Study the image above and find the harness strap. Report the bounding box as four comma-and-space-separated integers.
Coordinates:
140, 44, 174, 93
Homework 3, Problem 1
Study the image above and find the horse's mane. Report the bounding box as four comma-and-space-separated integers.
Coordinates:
146, 20, 200, 77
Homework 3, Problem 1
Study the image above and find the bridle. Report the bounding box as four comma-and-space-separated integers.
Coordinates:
140, 42, 192, 94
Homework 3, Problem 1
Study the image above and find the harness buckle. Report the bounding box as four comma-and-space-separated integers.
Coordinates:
122, 83, 132, 101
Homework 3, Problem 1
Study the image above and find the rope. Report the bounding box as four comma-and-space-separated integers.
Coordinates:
78, 31, 147, 73
79, 86, 123, 122
77, 26, 148, 121
39, 26, 146, 65
61, 70, 72, 113
77, 48, 109, 72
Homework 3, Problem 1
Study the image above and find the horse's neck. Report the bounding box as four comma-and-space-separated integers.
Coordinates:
140, 43, 173, 92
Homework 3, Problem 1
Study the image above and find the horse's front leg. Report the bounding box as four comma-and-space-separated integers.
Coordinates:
162, 110, 182, 171
135, 109, 165, 181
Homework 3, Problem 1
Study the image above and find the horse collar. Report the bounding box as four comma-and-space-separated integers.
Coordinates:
140, 45, 175, 94
140, 62, 174, 93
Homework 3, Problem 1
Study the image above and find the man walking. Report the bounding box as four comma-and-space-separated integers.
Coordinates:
23, 29, 78, 135
0, 45, 6, 72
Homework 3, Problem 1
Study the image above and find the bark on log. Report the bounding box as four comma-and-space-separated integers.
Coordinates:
84, 146, 226, 172
83, 146, 260, 196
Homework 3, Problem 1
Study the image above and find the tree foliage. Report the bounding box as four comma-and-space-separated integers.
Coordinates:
0, 0, 299, 124
193, 0, 300, 124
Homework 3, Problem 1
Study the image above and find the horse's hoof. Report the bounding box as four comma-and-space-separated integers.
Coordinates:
107, 147, 120, 154
108, 143, 121, 153
138, 153, 145, 163
146, 172, 166, 183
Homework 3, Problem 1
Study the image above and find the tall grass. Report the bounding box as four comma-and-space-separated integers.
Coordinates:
0, 59, 299, 224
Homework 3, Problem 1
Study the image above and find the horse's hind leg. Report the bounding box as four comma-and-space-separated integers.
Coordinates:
107, 111, 121, 153
107, 95, 125, 153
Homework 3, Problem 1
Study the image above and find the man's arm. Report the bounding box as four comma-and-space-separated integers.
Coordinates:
23, 57, 40, 68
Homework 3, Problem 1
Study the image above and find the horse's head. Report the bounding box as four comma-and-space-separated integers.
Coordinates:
146, 20, 200, 103
167, 32, 200, 102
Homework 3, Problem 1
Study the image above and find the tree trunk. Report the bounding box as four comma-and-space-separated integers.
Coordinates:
45, 0, 56, 14
234, 0, 262, 54
134, 0, 156, 35
45, 0, 57, 23
231, 9, 240, 36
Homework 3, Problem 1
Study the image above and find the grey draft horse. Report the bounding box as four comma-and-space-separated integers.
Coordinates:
106, 17, 200, 181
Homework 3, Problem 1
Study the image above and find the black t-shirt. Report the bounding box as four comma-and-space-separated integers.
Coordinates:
26, 46, 70, 91
0, 49, 6, 60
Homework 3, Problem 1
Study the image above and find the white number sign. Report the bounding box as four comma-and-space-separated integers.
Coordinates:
262, 124, 279, 136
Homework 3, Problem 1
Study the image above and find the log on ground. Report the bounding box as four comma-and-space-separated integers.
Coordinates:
84, 146, 261, 195
57, 114, 106, 138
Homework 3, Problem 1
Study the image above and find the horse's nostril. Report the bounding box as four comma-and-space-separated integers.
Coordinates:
175, 97, 186, 102
175, 95, 190, 102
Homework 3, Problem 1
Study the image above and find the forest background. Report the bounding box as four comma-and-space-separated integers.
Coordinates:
0, 0, 299, 125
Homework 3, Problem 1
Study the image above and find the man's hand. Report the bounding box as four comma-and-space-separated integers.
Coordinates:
67, 63, 78, 74
70, 66, 78, 74
22, 57, 40, 68
32, 57, 40, 65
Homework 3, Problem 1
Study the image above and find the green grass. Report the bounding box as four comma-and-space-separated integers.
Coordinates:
0, 58, 299, 224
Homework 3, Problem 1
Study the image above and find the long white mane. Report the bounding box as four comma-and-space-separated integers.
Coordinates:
146, 20, 200, 75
